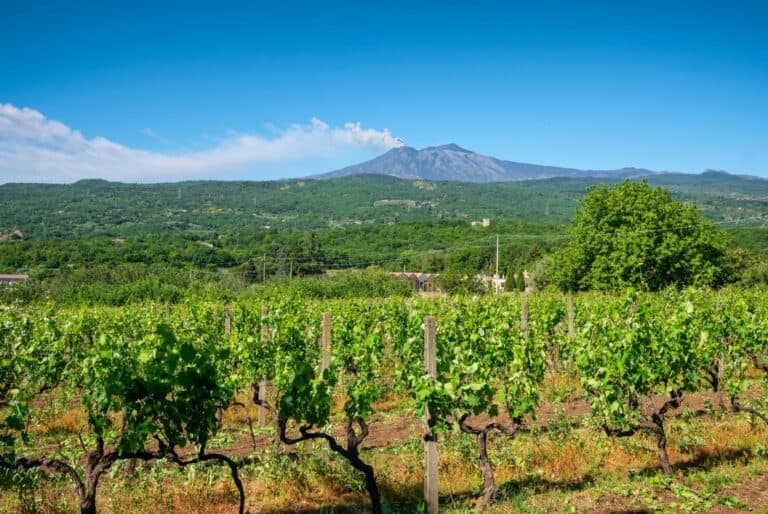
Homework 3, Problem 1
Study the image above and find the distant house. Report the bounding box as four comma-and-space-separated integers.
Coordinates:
492, 274, 506, 294
476, 274, 506, 294
0, 274, 29, 287
418, 273, 438, 292
391, 272, 438, 292
392, 272, 419, 291
471, 218, 491, 227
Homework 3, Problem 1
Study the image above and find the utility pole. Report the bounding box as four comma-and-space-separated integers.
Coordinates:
289, 260, 293, 280
262, 254, 266, 283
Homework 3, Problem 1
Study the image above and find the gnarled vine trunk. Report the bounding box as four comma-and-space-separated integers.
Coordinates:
458, 415, 521, 507
477, 430, 496, 506
281, 417, 382, 514
648, 415, 672, 474
346, 448, 382, 514
8, 440, 245, 514
253, 383, 283, 450
606, 391, 682, 474
730, 394, 768, 426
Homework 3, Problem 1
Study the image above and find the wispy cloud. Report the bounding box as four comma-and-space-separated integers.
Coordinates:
0, 103, 404, 183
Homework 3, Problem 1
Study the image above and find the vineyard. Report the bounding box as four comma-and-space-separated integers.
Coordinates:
1, 289, 768, 513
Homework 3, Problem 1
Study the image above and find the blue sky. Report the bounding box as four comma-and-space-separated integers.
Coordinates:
1, 1, 766, 183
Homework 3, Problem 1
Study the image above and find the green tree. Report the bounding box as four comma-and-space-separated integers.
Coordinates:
436, 266, 485, 294
553, 181, 728, 291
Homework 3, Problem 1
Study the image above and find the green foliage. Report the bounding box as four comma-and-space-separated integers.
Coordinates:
0, 302, 236, 474
395, 296, 546, 431
435, 267, 485, 294
739, 259, 768, 287
330, 302, 387, 419
264, 299, 388, 426
250, 268, 413, 301
0, 306, 65, 457
277, 361, 334, 427
709, 289, 768, 412
571, 290, 703, 430
75, 307, 233, 454
553, 181, 729, 291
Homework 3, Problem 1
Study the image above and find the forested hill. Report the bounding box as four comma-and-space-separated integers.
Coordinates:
1, 171, 768, 239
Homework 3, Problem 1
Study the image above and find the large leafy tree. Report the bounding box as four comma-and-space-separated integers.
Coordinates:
553, 181, 728, 291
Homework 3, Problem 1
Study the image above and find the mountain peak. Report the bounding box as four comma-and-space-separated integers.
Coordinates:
423, 143, 472, 153
319, 144, 659, 183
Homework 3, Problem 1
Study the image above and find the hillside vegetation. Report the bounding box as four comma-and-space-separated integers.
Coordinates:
2, 173, 768, 238
1, 174, 768, 305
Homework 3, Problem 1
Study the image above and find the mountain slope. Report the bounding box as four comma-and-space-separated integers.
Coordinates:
320, 143, 657, 182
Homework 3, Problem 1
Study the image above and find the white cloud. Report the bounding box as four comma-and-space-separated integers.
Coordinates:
0, 103, 404, 183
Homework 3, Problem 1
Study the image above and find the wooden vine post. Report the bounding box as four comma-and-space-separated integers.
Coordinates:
321, 312, 332, 370
424, 316, 438, 514
259, 306, 269, 427
568, 291, 575, 340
